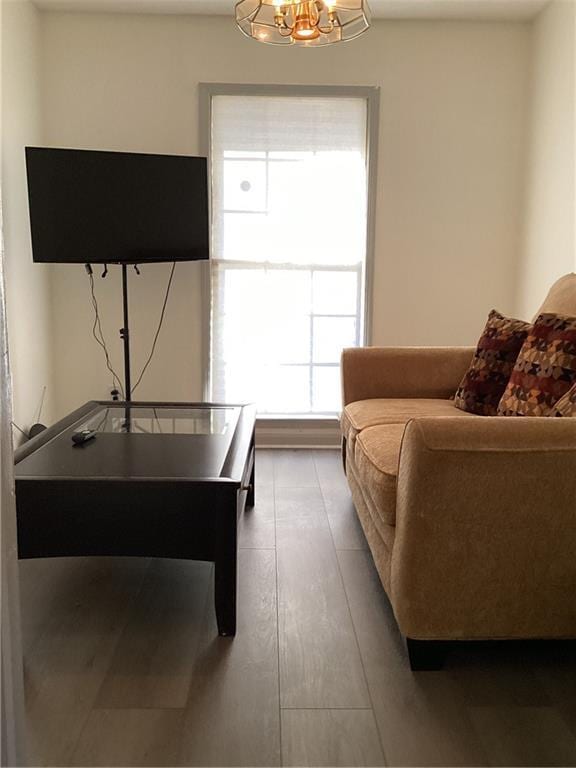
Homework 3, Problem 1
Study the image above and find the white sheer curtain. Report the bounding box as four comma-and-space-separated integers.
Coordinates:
0, 192, 27, 766
209, 94, 368, 414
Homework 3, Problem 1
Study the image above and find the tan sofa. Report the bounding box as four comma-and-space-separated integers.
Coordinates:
340, 274, 576, 669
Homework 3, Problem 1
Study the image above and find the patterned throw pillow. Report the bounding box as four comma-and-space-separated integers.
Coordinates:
454, 310, 531, 416
498, 313, 576, 417
550, 384, 576, 417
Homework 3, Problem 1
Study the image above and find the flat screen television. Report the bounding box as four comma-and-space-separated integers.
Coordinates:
25, 147, 210, 264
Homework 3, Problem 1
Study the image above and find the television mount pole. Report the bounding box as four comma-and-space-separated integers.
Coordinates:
118, 264, 134, 434
119, 264, 132, 403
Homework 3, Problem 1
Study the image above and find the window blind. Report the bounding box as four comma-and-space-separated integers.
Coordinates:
209, 94, 368, 415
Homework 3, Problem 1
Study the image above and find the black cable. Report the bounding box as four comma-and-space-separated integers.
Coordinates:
132, 262, 176, 395
11, 421, 28, 439
87, 268, 126, 399
94, 407, 110, 433
153, 407, 163, 434
34, 385, 47, 425
89, 270, 125, 397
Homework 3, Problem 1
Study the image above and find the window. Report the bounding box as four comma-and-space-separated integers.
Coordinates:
204, 86, 377, 415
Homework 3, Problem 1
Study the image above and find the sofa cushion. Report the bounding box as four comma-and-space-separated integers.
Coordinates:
341, 398, 476, 448
354, 423, 406, 528
454, 310, 531, 416
498, 313, 576, 417
533, 273, 576, 320
550, 383, 576, 417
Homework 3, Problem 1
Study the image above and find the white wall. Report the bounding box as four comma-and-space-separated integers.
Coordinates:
517, 0, 576, 319
40, 13, 531, 419
2, 0, 54, 435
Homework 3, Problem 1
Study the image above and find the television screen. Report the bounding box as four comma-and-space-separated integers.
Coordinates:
25, 147, 210, 264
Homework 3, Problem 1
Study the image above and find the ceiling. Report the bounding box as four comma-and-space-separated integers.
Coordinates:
33, 0, 551, 20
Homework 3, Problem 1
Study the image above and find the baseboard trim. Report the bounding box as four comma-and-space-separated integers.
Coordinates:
255, 417, 341, 449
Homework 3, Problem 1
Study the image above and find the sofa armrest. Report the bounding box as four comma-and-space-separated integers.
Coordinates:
341, 347, 474, 406
392, 417, 576, 640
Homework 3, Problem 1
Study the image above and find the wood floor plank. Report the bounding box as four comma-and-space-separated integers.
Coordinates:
322, 488, 368, 551
179, 548, 280, 767
95, 559, 212, 709
282, 709, 386, 767
71, 709, 184, 767
24, 557, 149, 767
238, 482, 275, 549
469, 706, 576, 766
338, 549, 488, 767
313, 451, 367, 551
19, 556, 88, 657
255, 449, 275, 487
273, 450, 319, 488
449, 647, 552, 709
276, 486, 371, 709
312, 449, 348, 493
533, 655, 576, 740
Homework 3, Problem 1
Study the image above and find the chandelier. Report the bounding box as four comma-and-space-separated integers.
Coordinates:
235, 1, 371, 46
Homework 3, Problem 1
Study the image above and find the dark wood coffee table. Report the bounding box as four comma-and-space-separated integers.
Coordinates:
14, 401, 256, 636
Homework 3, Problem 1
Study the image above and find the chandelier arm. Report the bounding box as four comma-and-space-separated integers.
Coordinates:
317, 19, 335, 33
305, 1, 320, 28
274, 9, 294, 34
315, 0, 327, 18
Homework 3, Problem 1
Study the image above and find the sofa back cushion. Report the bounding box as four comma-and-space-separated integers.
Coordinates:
454, 310, 531, 416
498, 313, 576, 417
533, 273, 576, 320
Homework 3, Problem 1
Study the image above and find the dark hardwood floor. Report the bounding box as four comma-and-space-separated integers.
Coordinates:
19, 450, 576, 766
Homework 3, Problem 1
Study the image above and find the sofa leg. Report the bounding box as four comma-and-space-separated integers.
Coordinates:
406, 638, 447, 671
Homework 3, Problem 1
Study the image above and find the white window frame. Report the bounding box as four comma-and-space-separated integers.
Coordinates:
199, 83, 380, 412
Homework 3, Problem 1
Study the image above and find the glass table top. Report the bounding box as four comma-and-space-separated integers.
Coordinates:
79, 405, 240, 436
14, 402, 254, 482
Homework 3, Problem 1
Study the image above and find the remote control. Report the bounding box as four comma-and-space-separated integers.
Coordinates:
72, 429, 97, 446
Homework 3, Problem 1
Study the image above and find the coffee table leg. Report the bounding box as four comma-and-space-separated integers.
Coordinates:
215, 559, 236, 636
246, 453, 255, 508
215, 516, 237, 637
